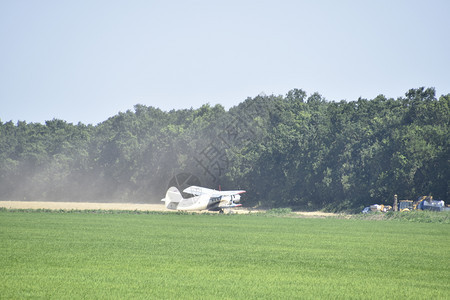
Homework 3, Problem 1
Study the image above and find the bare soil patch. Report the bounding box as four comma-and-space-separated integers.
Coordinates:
293, 211, 339, 217
0, 201, 340, 217
0, 201, 169, 211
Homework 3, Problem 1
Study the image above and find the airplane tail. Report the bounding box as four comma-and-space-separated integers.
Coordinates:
161, 186, 183, 209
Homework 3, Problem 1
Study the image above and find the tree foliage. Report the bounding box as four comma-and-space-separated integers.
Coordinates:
0, 87, 448, 210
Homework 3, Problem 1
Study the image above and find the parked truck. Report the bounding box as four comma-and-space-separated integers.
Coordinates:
399, 196, 448, 212
363, 196, 449, 213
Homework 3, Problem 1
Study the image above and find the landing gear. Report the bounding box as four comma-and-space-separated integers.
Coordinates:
219, 208, 224, 214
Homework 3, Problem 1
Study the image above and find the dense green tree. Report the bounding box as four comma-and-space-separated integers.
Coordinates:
0, 87, 448, 210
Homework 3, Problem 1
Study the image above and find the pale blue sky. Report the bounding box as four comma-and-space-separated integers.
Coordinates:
1, 0, 449, 125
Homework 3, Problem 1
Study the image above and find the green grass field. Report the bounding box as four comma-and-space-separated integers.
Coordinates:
1, 211, 449, 299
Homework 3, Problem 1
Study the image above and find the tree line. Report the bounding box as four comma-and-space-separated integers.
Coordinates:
0, 87, 448, 211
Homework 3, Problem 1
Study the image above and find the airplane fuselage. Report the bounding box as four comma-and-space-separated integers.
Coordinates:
162, 186, 244, 212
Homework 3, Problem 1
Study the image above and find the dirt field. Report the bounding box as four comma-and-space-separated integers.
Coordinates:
0, 201, 338, 217
0, 201, 169, 211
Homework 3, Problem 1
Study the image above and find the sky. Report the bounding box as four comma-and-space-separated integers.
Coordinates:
1, 0, 449, 125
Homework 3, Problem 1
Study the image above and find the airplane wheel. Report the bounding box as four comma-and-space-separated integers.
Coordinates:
219, 209, 224, 214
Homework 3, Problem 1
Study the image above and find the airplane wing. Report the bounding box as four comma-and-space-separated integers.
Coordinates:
212, 190, 246, 197
218, 203, 243, 208
183, 186, 214, 196
183, 186, 245, 197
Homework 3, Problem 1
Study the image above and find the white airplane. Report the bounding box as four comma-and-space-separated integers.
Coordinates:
161, 185, 245, 213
